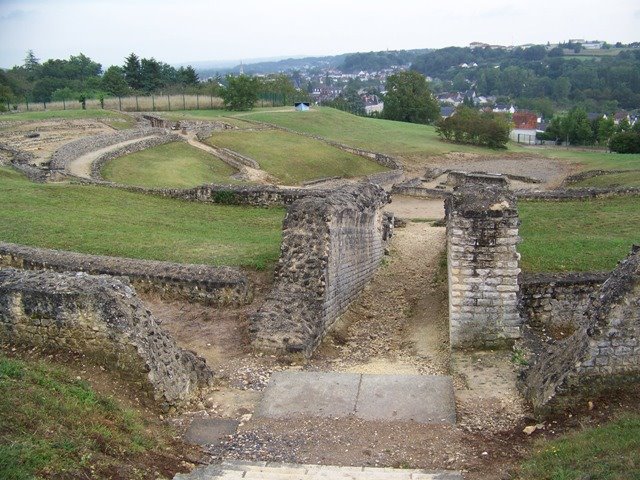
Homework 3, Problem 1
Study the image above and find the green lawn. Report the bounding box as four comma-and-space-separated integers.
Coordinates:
242, 107, 527, 159
0, 353, 185, 479
569, 171, 640, 188
0, 167, 283, 269
207, 129, 389, 185
101, 141, 242, 188
536, 147, 640, 171
518, 197, 640, 272
518, 414, 640, 480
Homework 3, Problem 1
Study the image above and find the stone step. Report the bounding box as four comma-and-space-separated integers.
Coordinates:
174, 460, 463, 480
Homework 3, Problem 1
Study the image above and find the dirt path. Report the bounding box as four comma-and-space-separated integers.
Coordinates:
139, 194, 534, 478
310, 220, 450, 376
67, 135, 156, 178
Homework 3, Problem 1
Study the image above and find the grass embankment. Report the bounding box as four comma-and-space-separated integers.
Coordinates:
0, 167, 283, 269
207, 129, 389, 185
0, 353, 189, 480
518, 414, 640, 480
242, 107, 526, 159
102, 141, 242, 188
518, 197, 640, 272
0, 108, 135, 130
568, 171, 640, 189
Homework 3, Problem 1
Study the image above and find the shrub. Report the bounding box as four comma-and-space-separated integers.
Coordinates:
609, 131, 640, 153
435, 106, 510, 148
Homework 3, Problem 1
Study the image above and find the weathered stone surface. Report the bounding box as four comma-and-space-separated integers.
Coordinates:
0, 268, 213, 408
520, 246, 640, 416
446, 173, 522, 349
250, 184, 391, 356
519, 272, 609, 333
254, 371, 456, 424
0, 242, 250, 306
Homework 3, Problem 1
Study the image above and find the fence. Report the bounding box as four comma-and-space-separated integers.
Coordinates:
4, 94, 226, 113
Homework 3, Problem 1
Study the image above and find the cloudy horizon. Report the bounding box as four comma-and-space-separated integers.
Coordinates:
1, 0, 639, 69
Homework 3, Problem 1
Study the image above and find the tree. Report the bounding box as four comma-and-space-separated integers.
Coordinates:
123, 53, 142, 91
435, 106, 510, 148
596, 116, 615, 145
23, 49, 40, 81
102, 66, 130, 96
178, 66, 199, 87
221, 74, 259, 111
382, 70, 439, 124
140, 57, 164, 93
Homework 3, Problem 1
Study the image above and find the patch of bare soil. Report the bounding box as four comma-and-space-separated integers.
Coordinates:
419, 152, 580, 189
389, 195, 445, 220
0, 119, 117, 165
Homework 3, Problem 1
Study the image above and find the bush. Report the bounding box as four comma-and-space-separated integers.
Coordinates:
436, 106, 510, 148
609, 131, 640, 153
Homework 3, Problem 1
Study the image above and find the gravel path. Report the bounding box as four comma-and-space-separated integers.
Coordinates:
67, 135, 156, 178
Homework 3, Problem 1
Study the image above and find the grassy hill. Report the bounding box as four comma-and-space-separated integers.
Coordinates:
0, 167, 283, 269
101, 141, 243, 188
207, 129, 388, 185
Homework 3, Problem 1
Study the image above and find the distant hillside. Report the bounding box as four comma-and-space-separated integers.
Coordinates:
194, 48, 434, 78
196, 54, 348, 78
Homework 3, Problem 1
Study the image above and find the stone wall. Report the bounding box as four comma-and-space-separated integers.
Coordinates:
446, 173, 522, 349
49, 127, 168, 171
520, 246, 640, 416
519, 272, 609, 333
123, 183, 331, 207
0, 242, 250, 306
250, 183, 391, 356
90, 133, 183, 180
0, 268, 213, 409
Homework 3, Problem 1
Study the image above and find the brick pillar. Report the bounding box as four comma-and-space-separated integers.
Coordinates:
446, 173, 522, 349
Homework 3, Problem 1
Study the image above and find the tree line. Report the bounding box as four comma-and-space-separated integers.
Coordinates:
411, 45, 640, 113
0, 50, 310, 111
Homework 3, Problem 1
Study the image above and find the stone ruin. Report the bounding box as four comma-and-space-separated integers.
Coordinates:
444, 172, 639, 415
0, 268, 213, 410
250, 183, 392, 356
520, 246, 640, 415
446, 173, 522, 349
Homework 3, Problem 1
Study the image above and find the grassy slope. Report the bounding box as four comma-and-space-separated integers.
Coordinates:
207, 129, 388, 185
519, 197, 640, 272
0, 353, 187, 480
538, 148, 640, 172
101, 141, 242, 188
518, 414, 640, 480
242, 107, 521, 158
569, 171, 640, 188
0, 167, 283, 268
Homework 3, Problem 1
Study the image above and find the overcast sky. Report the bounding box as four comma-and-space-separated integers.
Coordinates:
1, 0, 639, 69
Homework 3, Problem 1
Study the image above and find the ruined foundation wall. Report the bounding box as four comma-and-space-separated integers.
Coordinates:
0, 268, 212, 409
0, 242, 250, 306
446, 174, 522, 349
520, 247, 640, 416
519, 272, 609, 333
250, 184, 390, 356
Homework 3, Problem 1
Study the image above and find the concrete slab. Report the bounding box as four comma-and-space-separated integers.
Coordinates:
356, 375, 456, 424
184, 418, 239, 446
254, 371, 456, 424
254, 371, 361, 418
